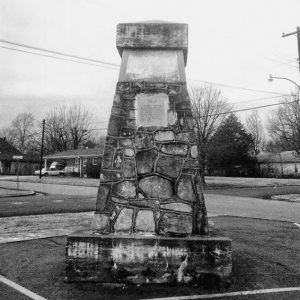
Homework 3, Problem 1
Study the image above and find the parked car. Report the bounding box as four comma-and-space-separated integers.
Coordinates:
35, 161, 66, 177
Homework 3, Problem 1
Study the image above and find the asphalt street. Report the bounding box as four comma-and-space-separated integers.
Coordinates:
0, 180, 96, 197
0, 179, 299, 223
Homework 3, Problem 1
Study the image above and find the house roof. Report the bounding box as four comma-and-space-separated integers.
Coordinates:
257, 151, 300, 163
0, 138, 22, 160
44, 146, 104, 159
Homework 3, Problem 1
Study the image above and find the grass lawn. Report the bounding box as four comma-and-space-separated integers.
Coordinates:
0, 216, 299, 300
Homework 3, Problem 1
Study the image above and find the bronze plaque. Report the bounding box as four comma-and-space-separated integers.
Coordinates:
136, 93, 168, 127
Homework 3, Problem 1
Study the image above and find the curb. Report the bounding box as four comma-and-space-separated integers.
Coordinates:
0, 190, 36, 198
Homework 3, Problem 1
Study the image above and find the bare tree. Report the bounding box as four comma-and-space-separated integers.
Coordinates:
0, 127, 16, 145
1, 113, 37, 154
44, 104, 95, 153
245, 109, 265, 155
267, 93, 300, 153
190, 85, 232, 183
189, 85, 231, 236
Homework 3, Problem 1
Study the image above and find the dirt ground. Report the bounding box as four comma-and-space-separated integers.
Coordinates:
0, 216, 299, 300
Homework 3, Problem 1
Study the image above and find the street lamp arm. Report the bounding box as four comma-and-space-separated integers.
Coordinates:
269, 75, 300, 90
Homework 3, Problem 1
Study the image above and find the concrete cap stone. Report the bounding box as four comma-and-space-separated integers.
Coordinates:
116, 22, 188, 65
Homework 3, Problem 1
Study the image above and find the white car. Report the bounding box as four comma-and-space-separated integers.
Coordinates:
34, 168, 47, 176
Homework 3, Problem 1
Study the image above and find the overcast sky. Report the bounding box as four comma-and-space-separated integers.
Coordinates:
1, 0, 300, 132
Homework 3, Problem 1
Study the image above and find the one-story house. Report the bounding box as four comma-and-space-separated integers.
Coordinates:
257, 151, 300, 177
0, 137, 40, 175
43, 147, 104, 177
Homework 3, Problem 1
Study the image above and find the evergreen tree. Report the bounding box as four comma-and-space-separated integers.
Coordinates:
207, 114, 255, 176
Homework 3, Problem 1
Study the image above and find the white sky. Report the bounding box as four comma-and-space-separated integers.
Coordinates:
0, 0, 300, 131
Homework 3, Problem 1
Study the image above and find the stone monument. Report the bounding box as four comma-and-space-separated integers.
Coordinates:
66, 21, 232, 285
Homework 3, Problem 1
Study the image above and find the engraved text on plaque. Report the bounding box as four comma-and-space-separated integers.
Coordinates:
136, 93, 168, 127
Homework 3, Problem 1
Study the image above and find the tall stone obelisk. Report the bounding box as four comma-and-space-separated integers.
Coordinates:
95, 22, 200, 235
66, 22, 232, 285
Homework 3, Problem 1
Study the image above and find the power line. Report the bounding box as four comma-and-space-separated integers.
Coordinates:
0, 39, 120, 67
232, 95, 287, 105
0, 46, 119, 70
201, 99, 298, 118
188, 78, 287, 95
1, 39, 291, 96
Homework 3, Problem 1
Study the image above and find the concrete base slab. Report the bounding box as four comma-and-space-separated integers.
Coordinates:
65, 231, 232, 285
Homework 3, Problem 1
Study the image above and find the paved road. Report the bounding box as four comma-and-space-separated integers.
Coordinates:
0, 180, 97, 197
0, 179, 299, 223
205, 194, 300, 223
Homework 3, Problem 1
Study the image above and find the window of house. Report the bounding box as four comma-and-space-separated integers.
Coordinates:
83, 158, 87, 166
75, 158, 79, 166
93, 157, 97, 165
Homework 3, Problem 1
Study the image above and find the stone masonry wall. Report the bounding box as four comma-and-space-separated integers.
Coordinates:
95, 81, 202, 236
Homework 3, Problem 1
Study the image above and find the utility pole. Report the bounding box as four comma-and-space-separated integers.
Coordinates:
39, 119, 45, 179
282, 27, 300, 72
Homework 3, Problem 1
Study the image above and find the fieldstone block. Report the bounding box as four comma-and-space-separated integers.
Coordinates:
176, 132, 193, 142
155, 130, 175, 141
113, 149, 123, 170
139, 175, 173, 198
113, 93, 121, 104
158, 213, 193, 235
112, 180, 136, 199
111, 106, 125, 116
135, 210, 155, 232
117, 82, 131, 92
183, 159, 198, 169
161, 142, 188, 156
168, 111, 177, 125
136, 149, 158, 175
96, 184, 111, 211
107, 114, 123, 136
160, 202, 192, 213
124, 148, 135, 157
120, 138, 133, 147
105, 136, 119, 147
190, 145, 198, 158
114, 208, 133, 232
100, 170, 122, 182
135, 132, 153, 149
123, 158, 136, 178
125, 119, 136, 129
92, 213, 110, 231
177, 175, 195, 202
186, 118, 195, 130
102, 146, 115, 169
156, 155, 182, 179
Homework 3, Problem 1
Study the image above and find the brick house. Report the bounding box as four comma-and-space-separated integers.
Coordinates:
0, 137, 39, 175
43, 147, 104, 177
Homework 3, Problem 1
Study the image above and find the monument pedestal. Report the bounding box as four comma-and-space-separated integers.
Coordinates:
66, 231, 231, 284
